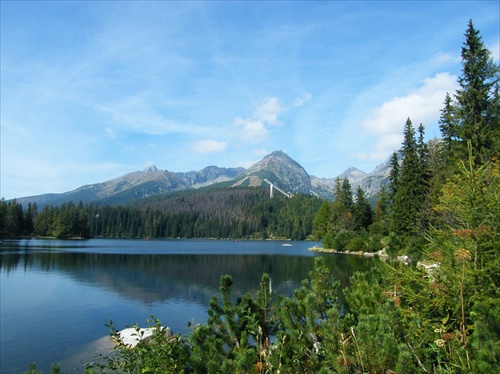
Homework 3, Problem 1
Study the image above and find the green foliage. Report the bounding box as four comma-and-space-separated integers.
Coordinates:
271, 257, 343, 373
330, 178, 355, 233
439, 20, 499, 166
312, 200, 330, 240
23, 362, 60, 374
455, 20, 500, 165
388, 151, 400, 200
87, 317, 188, 373
312, 179, 376, 251
34, 202, 90, 238
332, 229, 356, 252
353, 186, 373, 231
345, 234, 367, 252
0, 199, 37, 237
373, 184, 390, 224
7, 188, 322, 240
391, 119, 431, 242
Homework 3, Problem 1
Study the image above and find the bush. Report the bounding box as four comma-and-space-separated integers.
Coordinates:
322, 231, 334, 249
345, 235, 366, 252
333, 229, 356, 252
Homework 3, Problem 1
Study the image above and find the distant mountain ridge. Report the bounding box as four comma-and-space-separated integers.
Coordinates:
13, 150, 392, 207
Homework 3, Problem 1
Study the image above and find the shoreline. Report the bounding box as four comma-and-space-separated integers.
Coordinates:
309, 246, 411, 264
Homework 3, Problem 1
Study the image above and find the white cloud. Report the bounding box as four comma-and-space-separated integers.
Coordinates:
353, 134, 403, 161
191, 139, 228, 153
233, 117, 268, 143
231, 96, 288, 144
356, 72, 458, 160
293, 92, 313, 107
253, 97, 284, 126
434, 52, 461, 66
489, 40, 500, 62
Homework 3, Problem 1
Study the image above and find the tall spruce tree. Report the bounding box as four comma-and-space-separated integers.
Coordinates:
416, 123, 432, 232
353, 186, 373, 231
388, 151, 400, 202
391, 118, 430, 240
330, 178, 354, 233
438, 92, 458, 156
453, 20, 499, 164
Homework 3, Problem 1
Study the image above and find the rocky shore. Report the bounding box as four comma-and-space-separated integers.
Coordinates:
308, 246, 439, 271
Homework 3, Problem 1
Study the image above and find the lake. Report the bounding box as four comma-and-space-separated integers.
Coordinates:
0, 238, 374, 373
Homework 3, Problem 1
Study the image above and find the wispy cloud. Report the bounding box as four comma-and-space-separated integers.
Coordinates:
233, 117, 269, 143
97, 96, 205, 136
252, 148, 269, 156
191, 139, 228, 153
433, 52, 461, 66
253, 97, 284, 126
490, 40, 500, 62
231, 97, 288, 143
292, 92, 313, 107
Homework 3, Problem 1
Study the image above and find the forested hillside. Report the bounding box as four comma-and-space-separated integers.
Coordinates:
1, 187, 323, 240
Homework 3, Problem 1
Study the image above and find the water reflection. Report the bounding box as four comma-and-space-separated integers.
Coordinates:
1, 239, 374, 373
0, 240, 371, 305
1, 243, 373, 306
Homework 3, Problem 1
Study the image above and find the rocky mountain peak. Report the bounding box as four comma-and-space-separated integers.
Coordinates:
13, 149, 392, 207
143, 165, 158, 173
233, 150, 311, 194
337, 167, 367, 183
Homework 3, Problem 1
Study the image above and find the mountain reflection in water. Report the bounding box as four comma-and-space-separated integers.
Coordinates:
1, 250, 373, 305
0, 239, 374, 373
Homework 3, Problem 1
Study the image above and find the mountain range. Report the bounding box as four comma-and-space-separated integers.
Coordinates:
13, 150, 392, 208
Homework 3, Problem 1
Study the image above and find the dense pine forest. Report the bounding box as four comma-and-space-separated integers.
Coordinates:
0, 187, 323, 240
6, 21, 500, 373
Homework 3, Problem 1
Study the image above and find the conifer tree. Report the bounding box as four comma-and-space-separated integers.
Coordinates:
388, 151, 400, 202
454, 20, 499, 164
391, 119, 430, 241
312, 200, 331, 241
439, 92, 458, 157
330, 178, 354, 233
353, 186, 373, 231
373, 184, 390, 223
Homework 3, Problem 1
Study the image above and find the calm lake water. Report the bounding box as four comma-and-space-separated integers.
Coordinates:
0, 238, 374, 373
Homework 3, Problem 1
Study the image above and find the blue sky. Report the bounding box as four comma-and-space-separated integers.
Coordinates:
1, 1, 499, 200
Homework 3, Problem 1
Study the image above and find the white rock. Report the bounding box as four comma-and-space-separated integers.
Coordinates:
116, 326, 172, 348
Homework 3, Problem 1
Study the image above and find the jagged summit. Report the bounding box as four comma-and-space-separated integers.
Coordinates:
336, 167, 367, 184
143, 165, 158, 173
13, 150, 392, 207
232, 150, 311, 195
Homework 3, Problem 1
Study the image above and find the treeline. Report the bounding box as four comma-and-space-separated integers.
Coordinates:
0, 199, 37, 237
1, 188, 323, 240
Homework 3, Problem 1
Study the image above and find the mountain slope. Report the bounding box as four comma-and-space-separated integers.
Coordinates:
310, 158, 392, 199
15, 165, 244, 208
12, 150, 392, 207
232, 150, 311, 196
176, 166, 245, 188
